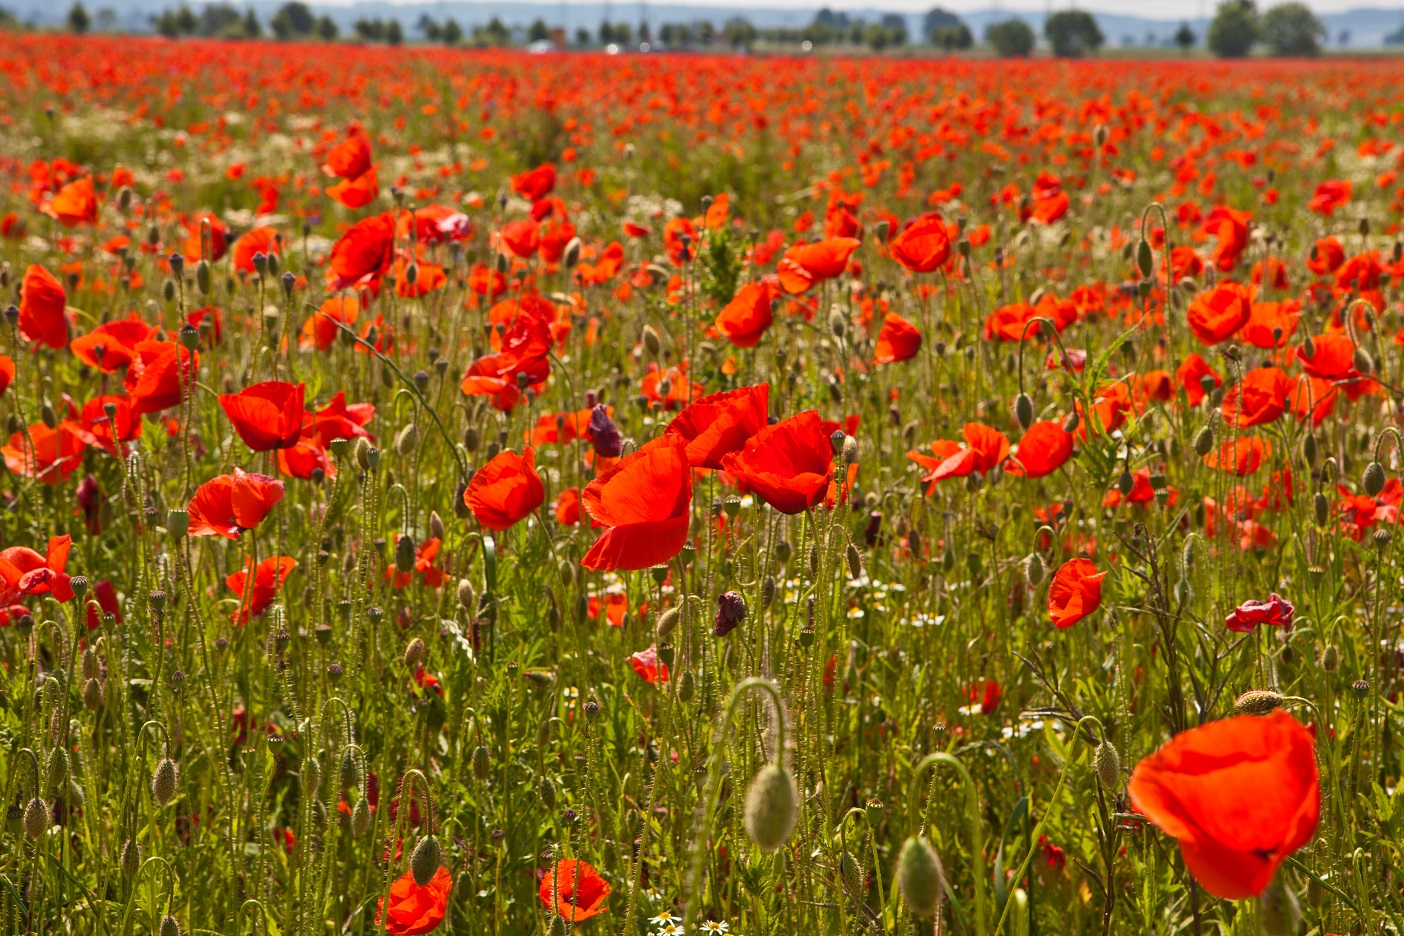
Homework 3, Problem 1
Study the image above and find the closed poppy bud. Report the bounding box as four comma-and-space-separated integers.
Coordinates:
743, 763, 798, 852
395, 534, 417, 574
1313, 492, 1329, 526
23, 797, 46, 839
1234, 689, 1285, 715
678, 668, 695, 701
761, 576, 776, 609
1025, 552, 1045, 587
472, 745, 490, 781
410, 834, 441, 887
1193, 424, 1215, 457
429, 511, 444, 541
896, 836, 945, 919
539, 776, 556, 809
874, 219, 890, 242
404, 637, 426, 669
303, 754, 320, 796
1175, 578, 1192, 606
1117, 470, 1134, 497
462, 426, 480, 452
119, 838, 141, 878
1363, 461, 1386, 497
1301, 434, 1318, 469
159, 915, 181, 936
196, 259, 211, 295
641, 325, 662, 356
1136, 239, 1153, 279
656, 606, 681, 639
83, 676, 103, 710
846, 544, 863, 579
395, 423, 419, 456
47, 748, 67, 788
457, 578, 476, 611
1062, 409, 1079, 434
1322, 644, 1339, 672
1094, 740, 1120, 789
1257, 875, 1301, 936
715, 591, 747, 637
563, 237, 582, 268
351, 798, 372, 836
1015, 393, 1034, 430
151, 758, 179, 806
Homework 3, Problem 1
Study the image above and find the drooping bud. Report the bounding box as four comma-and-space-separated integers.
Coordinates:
1234, 689, 1285, 715
743, 763, 798, 852
352, 798, 372, 836
119, 838, 141, 878
896, 835, 945, 919
1025, 552, 1045, 587
404, 637, 426, 669
410, 834, 441, 887
1093, 741, 1120, 789
151, 758, 179, 806
1193, 424, 1215, 457
23, 797, 47, 839
1363, 461, 1386, 498
656, 606, 681, 639
1014, 393, 1034, 430
845, 544, 863, 579
472, 745, 491, 781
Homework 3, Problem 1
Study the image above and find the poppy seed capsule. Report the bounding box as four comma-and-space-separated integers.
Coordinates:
159, 916, 181, 936
167, 508, 189, 541
743, 763, 798, 852
1363, 461, 1386, 498
23, 797, 47, 839
1014, 392, 1034, 430
151, 758, 179, 806
410, 835, 441, 887
1193, 424, 1215, 457
1093, 741, 1120, 789
1235, 690, 1285, 715
896, 835, 945, 919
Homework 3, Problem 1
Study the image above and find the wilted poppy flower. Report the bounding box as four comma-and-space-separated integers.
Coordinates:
0, 536, 75, 604
630, 646, 668, 684
586, 404, 622, 458
1047, 558, 1105, 629
874, 313, 921, 364
1127, 710, 1318, 899
715, 590, 747, 637
70, 314, 156, 373
1187, 283, 1252, 346
721, 410, 835, 514
1224, 593, 1293, 633
889, 213, 951, 272
715, 280, 777, 348
539, 859, 610, 922
665, 383, 769, 470
188, 468, 286, 539
2, 421, 86, 484
19, 264, 68, 349
220, 381, 306, 452
1006, 421, 1073, 479
463, 448, 545, 531
581, 435, 692, 571
40, 176, 99, 227
1220, 368, 1290, 429
226, 556, 297, 623
377, 866, 451, 935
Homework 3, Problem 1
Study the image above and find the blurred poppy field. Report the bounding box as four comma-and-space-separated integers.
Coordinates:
2, 31, 1404, 936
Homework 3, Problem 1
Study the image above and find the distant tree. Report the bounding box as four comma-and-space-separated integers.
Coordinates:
354, 18, 383, 40
199, 3, 243, 36
1174, 21, 1196, 50
923, 6, 959, 37
67, 1, 90, 33
639, 20, 651, 42
1206, 0, 1258, 57
930, 21, 972, 49
443, 17, 462, 44
1386, 22, 1404, 45
1337, 28, 1349, 45
417, 14, 441, 40
0, 5, 19, 28
473, 16, 510, 46
879, 12, 908, 44
1044, 10, 1103, 57
986, 17, 1035, 57
723, 16, 755, 49
385, 18, 401, 44
1259, 2, 1324, 55
270, 1, 314, 38
527, 18, 549, 41
573, 26, 589, 45
696, 19, 715, 43
314, 14, 337, 38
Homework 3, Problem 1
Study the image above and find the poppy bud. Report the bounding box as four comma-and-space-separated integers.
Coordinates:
678, 668, 695, 701
657, 606, 681, 639
1257, 874, 1301, 936
539, 776, 557, 809
1175, 578, 1191, 606
169, 252, 185, 277
462, 425, 480, 452
846, 544, 863, 579
774, 540, 792, 564
1193, 424, 1215, 457
457, 578, 477, 611
839, 850, 864, 898
809, 542, 821, 579
715, 591, 747, 637
1062, 410, 1079, 435
410, 835, 441, 887
1025, 552, 1045, 587
874, 219, 890, 242
303, 754, 321, 797
761, 576, 776, 609
1014, 393, 1034, 430
47, 748, 67, 788
83, 676, 104, 710
403, 635, 426, 669
1117, 470, 1134, 497
151, 758, 179, 807
1136, 239, 1153, 279
119, 838, 141, 878
1363, 461, 1386, 497
472, 745, 491, 781
1094, 740, 1120, 789
1233, 689, 1284, 715
159, 916, 181, 936
562, 237, 582, 268
828, 310, 847, 339
395, 534, 417, 575
842, 435, 859, 466
641, 325, 662, 357
1301, 434, 1318, 469
1353, 347, 1375, 375
40, 399, 57, 429
351, 797, 372, 836
1322, 644, 1339, 673
196, 259, 211, 295
495, 251, 509, 273
1313, 492, 1330, 527
743, 763, 798, 852
337, 749, 359, 790
395, 422, 419, 456
429, 511, 444, 541
896, 835, 945, 919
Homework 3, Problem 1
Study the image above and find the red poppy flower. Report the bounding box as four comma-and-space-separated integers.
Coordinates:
715, 280, 777, 348
232, 226, 281, 275
326, 213, 395, 291
19, 264, 69, 349
322, 130, 373, 180
0, 356, 11, 397
1006, 421, 1073, 479
539, 859, 610, 923
874, 312, 922, 364
630, 646, 669, 684
1202, 206, 1251, 272
1224, 593, 1293, 633
183, 213, 230, 263
777, 238, 860, 293
327, 167, 379, 209
499, 219, 540, 258
84, 579, 122, 630
888, 213, 951, 273
463, 448, 544, 531
300, 295, 359, 352
1175, 353, 1222, 406
2, 421, 86, 484
1238, 300, 1299, 349
40, 176, 99, 227
581, 435, 692, 571
721, 410, 835, 515
965, 678, 1002, 714
377, 866, 451, 936
188, 468, 285, 540
307, 392, 376, 447
125, 338, 198, 416
1307, 179, 1351, 217
1204, 437, 1271, 476
665, 383, 770, 470
0, 536, 75, 604
511, 163, 557, 201
386, 536, 445, 589
220, 381, 306, 452
1187, 282, 1252, 346
1127, 711, 1318, 899
1306, 237, 1345, 276
70, 314, 156, 372
81, 394, 142, 456
1220, 368, 1291, 428
908, 422, 1009, 489
1296, 334, 1357, 381
225, 555, 297, 623
1047, 558, 1105, 629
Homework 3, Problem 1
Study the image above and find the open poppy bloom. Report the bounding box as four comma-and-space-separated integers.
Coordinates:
187, 468, 285, 539
220, 381, 306, 452
81, 394, 142, 456
874, 312, 921, 364
1047, 558, 1105, 629
386, 536, 445, 589
777, 238, 860, 293
463, 448, 544, 531
888, 212, 951, 272
721, 410, 835, 514
1175, 353, 1223, 407
665, 383, 770, 470
326, 213, 395, 291
1204, 437, 1270, 476
125, 338, 198, 416
1238, 300, 1299, 349
715, 280, 777, 348
907, 422, 1009, 491
377, 866, 451, 935
1005, 421, 1073, 479
511, 162, 556, 201
0, 536, 75, 604
1128, 711, 1319, 899
1186, 282, 1252, 346
40, 176, 99, 227
581, 435, 692, 571
1220, 368, 1290, 429
2, 421, 86, 484
1224, 593, 1293, 633
0, 356, 11, 396
231, 226, 281, 275
70, 314, 156, 373
539, 859, 610, 923
19, 264, 69, 349
630, 646, 669, 684
225, 555, 297, 623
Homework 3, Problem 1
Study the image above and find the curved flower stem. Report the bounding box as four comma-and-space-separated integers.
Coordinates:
908, 750, 987, 936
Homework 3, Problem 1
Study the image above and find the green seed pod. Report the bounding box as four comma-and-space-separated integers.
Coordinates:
119, 838, 141, 878
1313, 492, 1330, 527
896, 835, 945, 919
656, 606, 681, 639
539, 776, 556, 810
1363, 461, 1386, 498
352, 797, 373, 836
1234, 689, 1285, 715
23, 797, 47, 839
167, 508, 189, 541
151, 758, 179, 807
846, 544, 863, 579
1094, 741, 1120, 789
743, 763, 798, 853
1257, 875, 1301, 936
472, 745, 491, 781
159, 915, 181, 936
1193, 424, 1215, 457
1136, 239, 1154, 279
395, 534, 417, 574
410, 834, 441, 887
1014, 393, 1034, 431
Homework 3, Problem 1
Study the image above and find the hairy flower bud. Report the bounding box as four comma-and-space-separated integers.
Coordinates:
410, 834, 441, 887
151, 758, 179, 807
743, 763, 798, 852
23, 797, 47, 839
896, 836, 945, 919
1234, 689, 1285, 715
